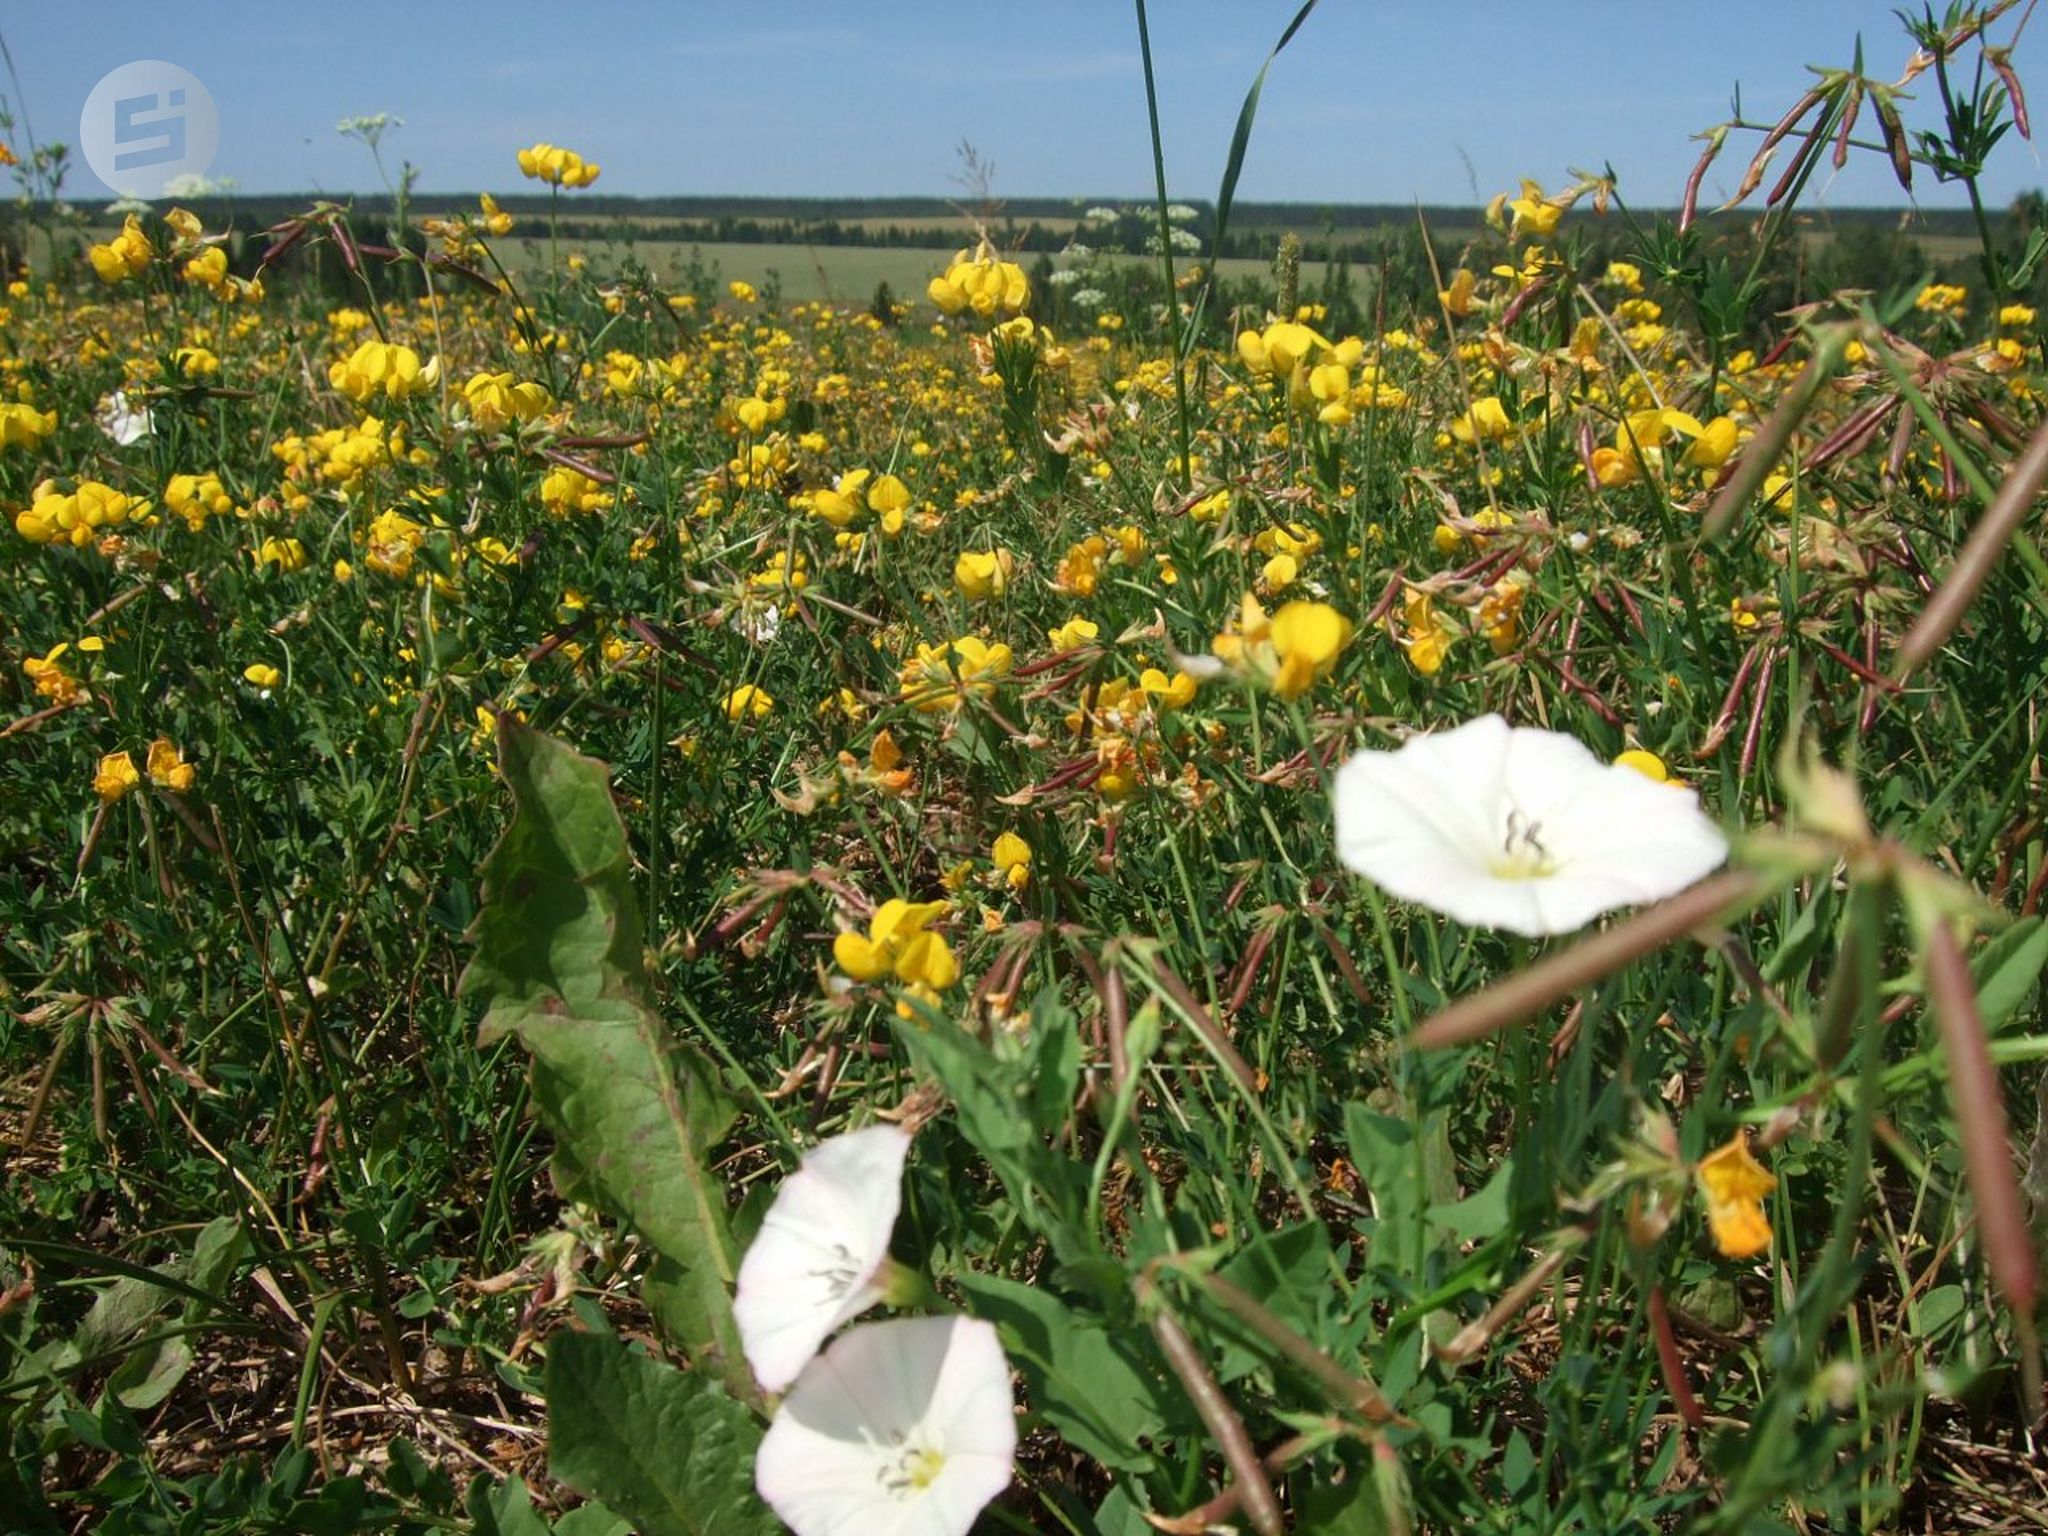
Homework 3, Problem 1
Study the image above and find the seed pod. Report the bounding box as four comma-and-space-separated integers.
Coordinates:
1680, 125, 1728, 234
1875, 94, 1914, 193
1990, 48, 2031, 139
1833, 81, 1864, 170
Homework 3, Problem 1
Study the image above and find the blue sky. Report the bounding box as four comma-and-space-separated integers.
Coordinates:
7, 1, 2042, 208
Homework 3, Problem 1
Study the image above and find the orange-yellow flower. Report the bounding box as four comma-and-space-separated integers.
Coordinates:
146, 738, 196, 792
94, 750, 140, 803
1696, 1132, 1774, 1259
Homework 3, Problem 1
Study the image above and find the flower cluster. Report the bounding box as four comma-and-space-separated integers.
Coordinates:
516, 142, 601, 187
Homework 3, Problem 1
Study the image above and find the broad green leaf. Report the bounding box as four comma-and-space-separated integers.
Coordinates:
1295, 1444, 1396, 1535
1343, 1105, 1424, 1277
545, 1329, 773, 1536
107, 1335, 193, 1410
461, 720, 748, 1398
73, 1275, 171, 1360
957, 1271, 1170, 1473
555, 1504, 633, 1536
464, 1475, 554, 1536
1213, 1221, 1334, 1383
1428, 1157, 1516, 1247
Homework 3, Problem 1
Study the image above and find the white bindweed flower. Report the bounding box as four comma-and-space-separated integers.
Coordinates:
734, 1123, 911, 1393
755, 1315, 1016, 1536
96, 391, 153, 446
1332, 714, 1728, 938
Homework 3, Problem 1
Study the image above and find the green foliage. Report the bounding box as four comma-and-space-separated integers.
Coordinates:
543, 1328, 770, 1536
461, 719, 750, 1400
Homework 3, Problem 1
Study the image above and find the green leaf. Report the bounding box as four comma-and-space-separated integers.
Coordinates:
106, 1336, 193, 1411
1213, 1221, 1334, 1382
1343, 1105, 1424, 1277
555, 1503, 633, 1536
1971, 916, 2048, 1032
461, 719, 748, 1398
544, 1329, 774, 1536
1180, 0, 1322, 359
891, 1008, 1091, 1261
464, 1475, 555, 1536
956, 1271, 1171, 1473
73, 1275, 172, 1361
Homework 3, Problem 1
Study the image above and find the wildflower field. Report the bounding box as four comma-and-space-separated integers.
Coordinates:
6, 6, 2048, 1534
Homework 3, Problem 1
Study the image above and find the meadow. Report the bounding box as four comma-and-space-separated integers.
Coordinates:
5, 6, 2048, 1535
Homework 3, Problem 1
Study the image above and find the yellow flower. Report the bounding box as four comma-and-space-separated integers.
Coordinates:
516, 142, 601, 188
256, 536, 309, 573
1450, 396, 1512, 443
540, 465, 612, 517
1212, 595, 1352, 700
1613, 749, 1670, 783
953, 548, 1014, 601
991, 832, 1032, 891
866, 472, 912, 533
833, 899, 959, 994
15, 479, 150, 548
1437, 267, 1478, 317
1401, 590, 1452, 677
243, 663, 282, 691
365, 508, 426, 579
171, 345, 220, 380
23, 645, 86, 707
94, 750, 140, 803
329, 340, 432, 403
811, 468, 872, 528
164, 472, 235, 531
87, 215, 153, 283
927, 242, 1029, 317
723, 684, 774, 721
146, 738, 196, 792
461, 371, 551, 432
1682, 415, 1741, 471
1914, 282, 1967, 316
1235, 319, 1327, 380
0, 401, 57, 451
899, 637, 1013, 713
1502, 179, 1569, 241
1047, 616, 1099, 651
1695, 1132, 1774, 1259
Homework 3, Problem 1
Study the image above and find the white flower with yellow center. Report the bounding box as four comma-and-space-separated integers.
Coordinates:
733, 1124, 911, 1393
1332, 714, 1728, 937
754, 1316, 1016, 1536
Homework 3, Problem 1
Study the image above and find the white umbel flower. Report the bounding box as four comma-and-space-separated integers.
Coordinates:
755, 1316, 1016, 1536
1333, 714, 1728, 937
733, 1123, 911, 1393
